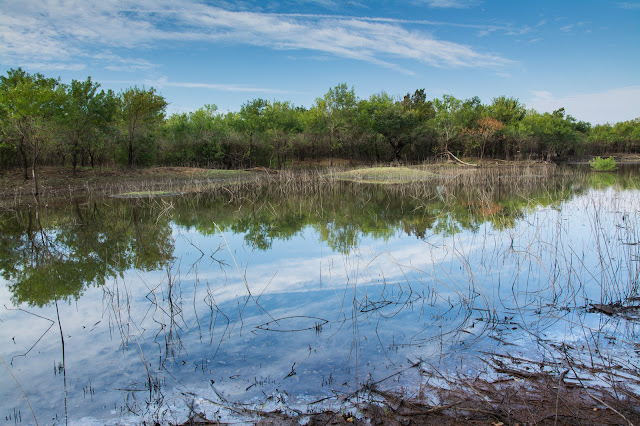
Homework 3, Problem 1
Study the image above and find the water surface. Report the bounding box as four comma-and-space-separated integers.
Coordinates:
1, 166, 639, 424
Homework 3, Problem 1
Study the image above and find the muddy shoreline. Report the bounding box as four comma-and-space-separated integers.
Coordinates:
2, 155, 639, 204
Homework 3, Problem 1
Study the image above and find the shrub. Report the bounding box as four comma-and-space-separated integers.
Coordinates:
589, 156, 617, 172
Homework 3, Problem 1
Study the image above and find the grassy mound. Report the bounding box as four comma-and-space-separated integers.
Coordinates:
115, 190, 184, 198
336, 167, 437, 184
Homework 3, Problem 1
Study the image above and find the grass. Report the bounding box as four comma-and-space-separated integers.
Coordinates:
139, 167, 252, 179
335, 166, 438, 184
590, 156, 618, 172
116, 190, 184, 198
0, 166, 257, 207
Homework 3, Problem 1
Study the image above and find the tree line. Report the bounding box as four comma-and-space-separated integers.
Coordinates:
1, 68, 639, 179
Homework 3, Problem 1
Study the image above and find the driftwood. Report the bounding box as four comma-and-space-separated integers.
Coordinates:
445, 150, 479, 167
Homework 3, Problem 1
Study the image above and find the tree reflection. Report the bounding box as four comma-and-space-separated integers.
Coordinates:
0, 168, 600, 305
0, 198, 174, 306
175, 170, 586, 253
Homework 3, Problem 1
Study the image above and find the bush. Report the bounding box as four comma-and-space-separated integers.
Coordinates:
589, 156, 617, 172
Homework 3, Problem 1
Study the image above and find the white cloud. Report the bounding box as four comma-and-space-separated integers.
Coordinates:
0, 0, 512, 73
527, 86, 640, 124
618, 2, 640, 9
148, 77, 290, 94
94, 52, 156, 71
419, 0, 478, 8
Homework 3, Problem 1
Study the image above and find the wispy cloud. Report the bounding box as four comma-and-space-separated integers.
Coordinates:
0, 0, 512, 73
559, 21, 590, 34
149, 77, 290, 94
527, 86, 640, 124
418, 0, 478, 8
275, 12, 530, 35
618, 2, 640, 9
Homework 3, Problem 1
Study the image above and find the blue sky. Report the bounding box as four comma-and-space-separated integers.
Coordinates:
0, 0, 638, 124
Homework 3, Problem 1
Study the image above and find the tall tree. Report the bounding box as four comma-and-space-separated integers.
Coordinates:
486, 96, 526, 158
401, 89, 435, 122
236, 98, 269, 167
118, 86, 167, 168
261, 101, 300, 168
518, 108, 579, 160
315, 83, 358, 165
0, 68, 63, 194
364, 92, 418, 161
61, 77, 116, 174
488, 96, 526, 125
432, 94, 463, 155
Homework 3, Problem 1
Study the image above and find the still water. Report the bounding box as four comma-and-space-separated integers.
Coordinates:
1, 166, 639, 424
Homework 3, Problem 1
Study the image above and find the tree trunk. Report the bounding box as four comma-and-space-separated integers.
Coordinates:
249, 132, 254, 168
19, 145, 29, 181
31, 153, 40, 197
71, 140, 79, 176
128, 137, 134, 169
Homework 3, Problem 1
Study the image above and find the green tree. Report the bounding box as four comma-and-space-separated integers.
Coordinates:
487, 96, 525, 125
586, 120, 640, 154
300, 105, 330, 161
401, 89, 435, 122
484, 96, 525, 158
234, 98, 269, 167
263, 100, 302, 169
367, 93, 419, 161
162, 104, 225, 166
315, 83, 358, 165
0, 68, 64, 194
518, 108, 579, 160
61, 77, 116, 174
118, 86, 167, 168
432, 94, 463, 155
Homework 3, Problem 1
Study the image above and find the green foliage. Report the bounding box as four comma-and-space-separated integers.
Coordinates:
2, 68, 640, 170
587, 119, 640, 153
118, 86, 167, 168
372, 101, 419, 160
518, 109, 580, 160
162, 104, 226, 167
0, 200, 174, 306
314, 83, 358, 162
0, 68, 64, 187
589, 156, 618, 172
430, 94, 484, 155
61, 77, 117, 171
488, 96, 525, 125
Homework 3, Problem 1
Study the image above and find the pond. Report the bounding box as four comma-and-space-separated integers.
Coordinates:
1, 165, 639, 424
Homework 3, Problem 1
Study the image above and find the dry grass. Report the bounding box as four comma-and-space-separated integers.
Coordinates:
336, 166, 438, 183
0, 166, 254, 206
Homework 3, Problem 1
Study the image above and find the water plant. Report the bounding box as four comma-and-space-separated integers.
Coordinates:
589, 156, 618, 171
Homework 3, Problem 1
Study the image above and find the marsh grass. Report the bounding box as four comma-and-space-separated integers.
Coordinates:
166, 162, 640, 424
3, 163, 640, 425
116, 190, 185, 198
335, 166, 438, 184
0, 166, 258, 208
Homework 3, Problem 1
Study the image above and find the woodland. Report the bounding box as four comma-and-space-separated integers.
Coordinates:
1, 67, 639, 178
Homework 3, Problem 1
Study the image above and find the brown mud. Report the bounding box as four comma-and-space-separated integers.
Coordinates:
180, 369, 640, 425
